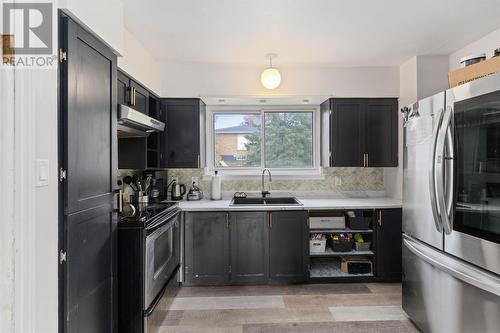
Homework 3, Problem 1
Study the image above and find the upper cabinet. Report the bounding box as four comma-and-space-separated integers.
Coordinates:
117, 70, 150, 114
321, 98, 398, 167
117, 70, 161, 169
161, 98, 206, 168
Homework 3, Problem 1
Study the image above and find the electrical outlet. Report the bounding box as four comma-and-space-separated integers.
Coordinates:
191, 176, 199, 185
334, 176, 342, 186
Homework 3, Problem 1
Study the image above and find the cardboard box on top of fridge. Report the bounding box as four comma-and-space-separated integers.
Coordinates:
448, 56, 500, 88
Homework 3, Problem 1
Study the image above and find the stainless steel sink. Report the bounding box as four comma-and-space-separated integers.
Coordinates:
230, 197, 302, 206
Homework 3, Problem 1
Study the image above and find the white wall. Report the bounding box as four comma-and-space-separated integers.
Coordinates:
58, 0, 124, 54
118, 28, 161, 95
449, 27, 500, 70
160, 62, 399, 97
0, 67, 15, 333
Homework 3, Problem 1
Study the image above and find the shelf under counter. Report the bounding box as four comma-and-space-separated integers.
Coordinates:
309, 258, 374, 279
310, 246, 374, 257
309, 228, 373, 234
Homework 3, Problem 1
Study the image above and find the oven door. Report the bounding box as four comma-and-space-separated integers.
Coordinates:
144, 210, 180, 309
445, 73, 500, 275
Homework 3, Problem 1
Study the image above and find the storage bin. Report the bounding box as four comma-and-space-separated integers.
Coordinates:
340, 256, 372, 274
354, 242, 371, 251
328, 236, 353, 252
309, 237, 327, 253
348, 216, 371, 230
310, 213, 345, 229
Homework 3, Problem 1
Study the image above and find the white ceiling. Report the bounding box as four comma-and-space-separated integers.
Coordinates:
122, 0, 500, 67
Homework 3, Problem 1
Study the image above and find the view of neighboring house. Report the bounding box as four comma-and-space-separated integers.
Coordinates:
215, 124, 258, 166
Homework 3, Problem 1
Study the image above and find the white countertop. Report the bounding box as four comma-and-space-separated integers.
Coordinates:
174, 192, 402, 211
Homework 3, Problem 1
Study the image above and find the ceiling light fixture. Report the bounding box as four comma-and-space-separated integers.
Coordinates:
260, 54, 281, 90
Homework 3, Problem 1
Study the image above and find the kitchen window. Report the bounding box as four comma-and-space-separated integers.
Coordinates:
208, 108, 320, 177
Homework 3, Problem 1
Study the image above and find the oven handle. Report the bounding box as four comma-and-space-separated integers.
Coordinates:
144, 282, 167, 317
146, 209, 180, 234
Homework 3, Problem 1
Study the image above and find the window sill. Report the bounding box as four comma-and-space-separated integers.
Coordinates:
202, 168, 325, 181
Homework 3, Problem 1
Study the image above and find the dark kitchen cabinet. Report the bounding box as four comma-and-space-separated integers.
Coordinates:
117, 70, 162, 169
229, 212, 269, 284
161, 98, 206, 168
320, 98, 398, 167
184, 212, 230, 285
375, 208, 402, 281
117, 71, 129, 106
130, 80, 149, 114
364, 99, 398, 167
269, 211, 309, 283
117, 70, 149, 115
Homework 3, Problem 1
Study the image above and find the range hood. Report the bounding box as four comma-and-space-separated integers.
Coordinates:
117, 104, 165, 137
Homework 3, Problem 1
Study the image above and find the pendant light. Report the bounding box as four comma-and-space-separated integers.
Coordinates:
261, 54, 281, 90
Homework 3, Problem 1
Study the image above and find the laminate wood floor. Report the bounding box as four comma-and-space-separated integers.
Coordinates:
155, 283, 418, 333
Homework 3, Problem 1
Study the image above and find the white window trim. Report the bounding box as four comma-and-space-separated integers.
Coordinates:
205, 105, 324, 180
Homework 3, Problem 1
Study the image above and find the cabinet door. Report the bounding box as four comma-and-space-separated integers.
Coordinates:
269, 211, 309, 283
365, 99, 398, 167
117, 71, 130, 106
375, 209, 402, 281
184, 212, 229, 285
331, 99, 365, 166
130, 80, 149, 114
229, 212, 269, 284
164, 99, 202, 168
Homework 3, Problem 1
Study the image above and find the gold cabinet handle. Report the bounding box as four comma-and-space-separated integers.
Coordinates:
378, 210, 382, 226
116, 189, 123, 213
197, 155, 200, 168
269, 213, 272, 229
226, 213, 229, 228
363, 153, 367, 167
366, 153, 369, 167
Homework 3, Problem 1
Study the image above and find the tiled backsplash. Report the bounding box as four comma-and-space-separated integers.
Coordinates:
165, 167, 384, 195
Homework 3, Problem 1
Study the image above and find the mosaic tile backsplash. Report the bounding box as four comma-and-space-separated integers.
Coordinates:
165, 167, 384, 195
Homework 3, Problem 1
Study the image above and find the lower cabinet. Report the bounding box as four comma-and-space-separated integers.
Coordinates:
375, 208, 402, 281
184, 212, 229, 285
229, 212, 269, 284
269, 211, 310, 283
183, 210, 309, 286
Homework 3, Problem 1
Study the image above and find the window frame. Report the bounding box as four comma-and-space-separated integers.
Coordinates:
206, 105, 322, 179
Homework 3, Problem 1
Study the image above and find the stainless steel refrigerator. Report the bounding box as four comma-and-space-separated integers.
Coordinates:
402, 73, 500, 333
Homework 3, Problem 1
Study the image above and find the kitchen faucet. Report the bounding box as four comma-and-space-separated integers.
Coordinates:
261, 168, 272, 198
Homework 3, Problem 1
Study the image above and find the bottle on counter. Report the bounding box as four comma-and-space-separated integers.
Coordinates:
210, 170, 222, 200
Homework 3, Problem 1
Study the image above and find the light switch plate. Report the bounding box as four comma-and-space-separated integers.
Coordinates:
36, 159, 50, 187
334, 176, 342, 186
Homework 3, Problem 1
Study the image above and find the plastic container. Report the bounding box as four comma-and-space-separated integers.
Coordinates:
309, 237, 327, 253
354, 242, 371, 251
348, 216, 371, 230
310, 215, 345, 229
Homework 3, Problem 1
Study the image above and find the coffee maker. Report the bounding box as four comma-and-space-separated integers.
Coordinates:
143, 171, 166, 202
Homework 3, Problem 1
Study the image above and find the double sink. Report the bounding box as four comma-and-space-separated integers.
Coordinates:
230, 196, 302, 206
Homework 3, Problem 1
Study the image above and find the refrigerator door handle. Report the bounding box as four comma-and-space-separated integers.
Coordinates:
404, 235, 500, 297
444, 107, 455, 233
435, 106, 454, 234
429, 108, 444, 232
